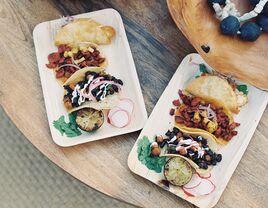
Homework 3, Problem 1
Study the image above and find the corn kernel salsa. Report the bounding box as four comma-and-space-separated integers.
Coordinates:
46, 44, 105, 80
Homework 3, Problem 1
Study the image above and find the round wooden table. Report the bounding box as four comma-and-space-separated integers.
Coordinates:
1, 1, 267, 207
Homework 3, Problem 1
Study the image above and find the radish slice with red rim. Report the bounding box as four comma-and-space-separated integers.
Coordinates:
118, 98, 134, 114
183, 188, 195, 197
109, 109, 130, 128
183, 173, 202, 189
197, 172, 211, 179
108, 107, 122, 119
182, 179, 215, 197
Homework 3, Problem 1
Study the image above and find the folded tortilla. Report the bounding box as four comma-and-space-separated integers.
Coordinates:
55, 18, 116, 46
63, 67, 121, 112
185, 75, 239, 113
175, 101, 234, 145
162, 127, 219, 175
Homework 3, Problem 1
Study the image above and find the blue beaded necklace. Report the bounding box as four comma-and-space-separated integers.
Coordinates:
208, 0, 268, 41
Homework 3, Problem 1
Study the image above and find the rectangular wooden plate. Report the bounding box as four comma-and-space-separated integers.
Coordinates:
33, 9, 147, 146
128, 53, 268, 208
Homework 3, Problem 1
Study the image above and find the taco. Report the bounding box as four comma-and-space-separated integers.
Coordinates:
46, 42, 107, 84
63, 67, 123, 112
185, 75, 246, 113
174, 90, 240, 144
54, 18, 115, 46
153, 127, 222, 176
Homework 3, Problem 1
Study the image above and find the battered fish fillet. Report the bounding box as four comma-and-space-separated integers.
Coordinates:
55, 18, 115, 46
185, 75, 239, 113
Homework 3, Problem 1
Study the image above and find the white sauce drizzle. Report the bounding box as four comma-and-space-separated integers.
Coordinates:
70, 76, 121, 106
71, 76, 94, 105
175, 137, 205, 159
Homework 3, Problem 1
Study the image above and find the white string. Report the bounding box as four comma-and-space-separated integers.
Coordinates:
212, 0, 268, 22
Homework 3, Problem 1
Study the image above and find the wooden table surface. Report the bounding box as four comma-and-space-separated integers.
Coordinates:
0, 0, 267, 207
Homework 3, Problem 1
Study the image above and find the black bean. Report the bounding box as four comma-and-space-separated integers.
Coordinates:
198, 161, 208, 169
117, 79, 123, 85
207, 150, 213, 156
201, 139, 207, 145
197, 136, 203, 142
216, 154, 222, 162
203, 163, 208, 169
91, 88, 98, 96
109, 88, 114, 95
112, 85, 118, 92
211, 160, 217, 166
169, 132, 175, 139
64, 85, 73, 94
77, 81, 86, 88
72, 97, 79, 107
160, 141, 167, 148
173, 127, 179, 134
165, 130, 172, 137
188, 149, 194, 154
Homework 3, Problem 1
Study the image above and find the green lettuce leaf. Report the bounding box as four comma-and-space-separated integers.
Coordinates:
53, 113, 82, 138
137, 136, 166, 173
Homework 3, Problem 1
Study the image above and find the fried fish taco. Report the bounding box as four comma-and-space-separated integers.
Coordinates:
152, 127, 222, 176
63, 67, 123, 112
185, 75, 248, 113
46, 42, 107, 84
54, 18, 115, 46
174, 90, 240, 145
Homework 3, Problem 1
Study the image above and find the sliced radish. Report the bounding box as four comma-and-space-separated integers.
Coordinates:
117, 98, 134, 114
109, 109, 130, 128
183, 188, 195, 197
183, 179, 215, 197
197, 172, 211, 179
108, 107, 122, 118
183, 173, 202, 189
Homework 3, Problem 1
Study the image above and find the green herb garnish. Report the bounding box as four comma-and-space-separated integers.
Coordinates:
236, 84, 248, 95
53, 112, 82, 137
199, 64, 208, 74
137, 136, 166, 173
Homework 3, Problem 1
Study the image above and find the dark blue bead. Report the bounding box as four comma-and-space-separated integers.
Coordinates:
249, 0, 268, 16
220, 16, 240, 35
249, 0, 260, 5
257, 14, 268, 32
208, 0, 226, 5
239, 22, 262, 41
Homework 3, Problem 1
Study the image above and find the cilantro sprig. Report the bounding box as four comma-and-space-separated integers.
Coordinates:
137, 136, 166, 173
53, 113, 82, 137
236, 84, 248, 95
195, 64, 209, 78
199, 64, 208, 74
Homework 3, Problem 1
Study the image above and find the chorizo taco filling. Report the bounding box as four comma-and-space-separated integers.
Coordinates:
46, 44, 106, 81
63, 70, 123, 110
151, 127, 222, 170
173, 90, 240, 142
